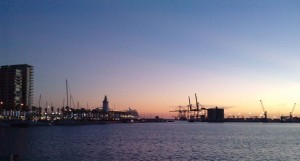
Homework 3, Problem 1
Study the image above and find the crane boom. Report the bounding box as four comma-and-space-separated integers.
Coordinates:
188, 96, 192, 111
290, 103, 296, 119
260, 100, 265, 112
291, 103, 296, 114
260, 100, 268, 120
195, 93, 199, 110
195, 93, 200, 120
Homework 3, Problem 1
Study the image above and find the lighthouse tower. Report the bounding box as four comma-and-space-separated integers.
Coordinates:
103, 95, 109, 113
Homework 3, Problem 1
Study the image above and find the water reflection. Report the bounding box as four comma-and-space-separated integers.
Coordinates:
0, 128, 29, 160
1, 123, 300, 161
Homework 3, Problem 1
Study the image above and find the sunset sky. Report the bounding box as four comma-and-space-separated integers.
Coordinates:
1, 0, 300, 118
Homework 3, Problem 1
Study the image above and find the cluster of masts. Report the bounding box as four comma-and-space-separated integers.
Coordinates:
36, 80, 89, 111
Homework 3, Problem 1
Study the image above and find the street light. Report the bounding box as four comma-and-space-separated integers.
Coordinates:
20, 103, 24, 111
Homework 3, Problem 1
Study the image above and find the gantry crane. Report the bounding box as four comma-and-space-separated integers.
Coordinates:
169, 105, 189, 120
188, 93, 206, 121
170, 93, 207, 121
290, 103, 296, 120
260, 100, 267, 121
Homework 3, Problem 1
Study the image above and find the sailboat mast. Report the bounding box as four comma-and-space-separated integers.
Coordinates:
39, 94, 41, 108
70, 95, 72, 108
66, 79, 69, 107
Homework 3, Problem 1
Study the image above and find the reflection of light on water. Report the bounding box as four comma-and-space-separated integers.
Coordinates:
2, 123, 300, 160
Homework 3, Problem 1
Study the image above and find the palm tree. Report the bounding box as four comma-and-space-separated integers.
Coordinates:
38, 107, 42, 119
39, 107, 42, 116
30, 106, 38, 120
51, 106, 54, 114
23, 106, 30, 120
31, 106, 37, 117
80, 108, 86, 119
65, 106, 70, 119
15, 104, 21, 120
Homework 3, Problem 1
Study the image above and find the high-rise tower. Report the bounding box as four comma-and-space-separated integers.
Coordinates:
0, 64, 33, 109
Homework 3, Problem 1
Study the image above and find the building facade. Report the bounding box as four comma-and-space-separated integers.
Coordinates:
0, 64, 33, 109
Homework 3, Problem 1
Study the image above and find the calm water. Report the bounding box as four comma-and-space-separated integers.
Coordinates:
1, 122, 300, 161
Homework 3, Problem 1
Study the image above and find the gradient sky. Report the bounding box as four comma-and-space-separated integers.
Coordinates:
1, 0, 300, 118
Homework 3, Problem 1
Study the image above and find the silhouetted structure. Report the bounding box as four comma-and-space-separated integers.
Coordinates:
0, 64, 33, 109
207, 107, 224, 122
102, 95, 109, 113
260, 100, 268, 122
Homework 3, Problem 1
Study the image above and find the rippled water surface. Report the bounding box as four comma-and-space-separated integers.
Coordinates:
1, 122, 300, 161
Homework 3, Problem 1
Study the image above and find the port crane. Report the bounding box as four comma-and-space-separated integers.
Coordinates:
169, 105, 189, 120
289, 103, 296, 120
280, 103, 297, 122
189, 94, 206, 111
188, 93, 206, 121
260, 100, 267, 121
170, 93, 207, 121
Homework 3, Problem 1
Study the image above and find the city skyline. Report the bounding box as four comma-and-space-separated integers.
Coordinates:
1, 0, 300, 117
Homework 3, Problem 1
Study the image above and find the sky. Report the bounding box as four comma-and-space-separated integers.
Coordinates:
1, 0, 300, 118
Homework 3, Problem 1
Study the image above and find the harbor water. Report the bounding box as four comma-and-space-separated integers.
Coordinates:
1, 122, 300, 161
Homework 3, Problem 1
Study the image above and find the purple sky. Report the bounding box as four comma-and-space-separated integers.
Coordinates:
1, 0, 300, 117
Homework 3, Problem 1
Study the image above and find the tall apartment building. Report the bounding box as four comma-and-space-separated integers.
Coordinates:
0, 64, 33, 109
